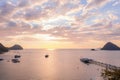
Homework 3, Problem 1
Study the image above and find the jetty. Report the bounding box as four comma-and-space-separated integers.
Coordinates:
80, 58, 120, 70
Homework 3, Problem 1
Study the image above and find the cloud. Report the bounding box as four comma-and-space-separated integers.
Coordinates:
112, 0, 120, 6
0, 0, 120, 48
85, 0, 111, 10
0, 1, 15, 16
23, 7, 47, 20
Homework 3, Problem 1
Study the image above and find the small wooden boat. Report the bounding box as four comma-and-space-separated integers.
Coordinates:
12, 59, 20, 63
91, 49, 96, 51
0, 58, 4, 61
14, 55, 21, 58
45, 55, 49, 58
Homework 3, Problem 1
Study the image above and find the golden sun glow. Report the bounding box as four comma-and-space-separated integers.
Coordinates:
46, 48, 56, 51
34, 34, 57, 41
43, 35, 57, 41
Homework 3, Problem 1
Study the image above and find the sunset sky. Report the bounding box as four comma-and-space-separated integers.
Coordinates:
0, 0, 120, 49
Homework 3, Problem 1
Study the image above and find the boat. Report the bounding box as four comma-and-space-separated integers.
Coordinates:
91, 49, 96, 51
0, 58, 4, 61
14, 55, 21, 58
80, 58, 93, 64
45, 55, 49, 58
11, 59, 20, 63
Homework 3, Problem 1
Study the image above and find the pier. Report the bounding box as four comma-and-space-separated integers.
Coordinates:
80, 58, 120, 70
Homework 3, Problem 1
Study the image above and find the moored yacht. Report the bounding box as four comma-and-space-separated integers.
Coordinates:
80, 58, 93, 63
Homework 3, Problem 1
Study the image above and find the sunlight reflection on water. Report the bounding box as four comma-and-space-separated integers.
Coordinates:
0, 49, 120, 80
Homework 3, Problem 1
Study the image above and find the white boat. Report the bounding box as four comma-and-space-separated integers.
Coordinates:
80, 58, 93, 63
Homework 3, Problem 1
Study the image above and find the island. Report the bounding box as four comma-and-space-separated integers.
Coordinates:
9, 44, 23, 50
101, 42, 120, 50
0, 43, 9, 54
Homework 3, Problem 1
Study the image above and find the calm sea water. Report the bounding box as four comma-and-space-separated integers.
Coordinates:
0, 49, 120, 80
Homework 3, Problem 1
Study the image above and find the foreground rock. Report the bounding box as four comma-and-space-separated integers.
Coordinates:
0, 43, 9, 54
9, 44, 23, 50
101, 42, 120, 50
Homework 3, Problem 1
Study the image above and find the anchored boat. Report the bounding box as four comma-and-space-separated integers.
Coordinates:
80, 58, 93, 63
12, 59, 20, 63
0, 58, 4, 61
14, 55, 21, 58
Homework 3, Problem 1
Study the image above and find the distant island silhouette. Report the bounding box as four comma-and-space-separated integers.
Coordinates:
1, 42, 120, 52
0, 43, 23, 54
101, 42, 120, 50
0, 43, 9, 54
9, 44, 23, 50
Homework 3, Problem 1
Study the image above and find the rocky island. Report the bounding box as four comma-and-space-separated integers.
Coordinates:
9, 44, 23, 50
101, 42, 120, 50
0, 43, 9, 54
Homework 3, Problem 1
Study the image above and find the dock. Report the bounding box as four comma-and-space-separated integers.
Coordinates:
80, 58, 120, 70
